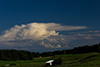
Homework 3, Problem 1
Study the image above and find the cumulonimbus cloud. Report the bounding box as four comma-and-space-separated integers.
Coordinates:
0, 22, 87, 49
0, 22, 87, 41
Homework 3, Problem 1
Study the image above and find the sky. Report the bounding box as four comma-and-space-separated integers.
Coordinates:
0, 0, 100, 52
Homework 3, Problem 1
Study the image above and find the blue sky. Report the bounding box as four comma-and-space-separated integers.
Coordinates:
0, 0, 100, 52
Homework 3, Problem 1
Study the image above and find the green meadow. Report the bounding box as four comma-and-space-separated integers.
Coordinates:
0, 52, 100, 67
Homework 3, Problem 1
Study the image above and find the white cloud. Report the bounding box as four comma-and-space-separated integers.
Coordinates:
0, 22, 87, 49
0, 22, 87, 41
0, 23, 58, 41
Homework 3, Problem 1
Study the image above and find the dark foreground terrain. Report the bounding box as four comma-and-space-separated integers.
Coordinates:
0, 52, 100, 67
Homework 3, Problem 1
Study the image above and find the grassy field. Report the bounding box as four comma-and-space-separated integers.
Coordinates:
0, 52, 100, 67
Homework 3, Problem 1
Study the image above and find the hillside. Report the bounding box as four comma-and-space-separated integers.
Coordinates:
0, 52, 100, 67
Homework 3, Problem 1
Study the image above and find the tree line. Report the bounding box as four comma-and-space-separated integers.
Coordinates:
0, 49, 34, 61
40, 43, 100, 57
0, 43, 100, 61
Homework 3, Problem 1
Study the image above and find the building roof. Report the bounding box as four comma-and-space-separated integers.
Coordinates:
45, 60, 54, 63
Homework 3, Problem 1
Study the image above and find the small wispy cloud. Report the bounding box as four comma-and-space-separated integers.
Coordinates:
46, 23, 87, 31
